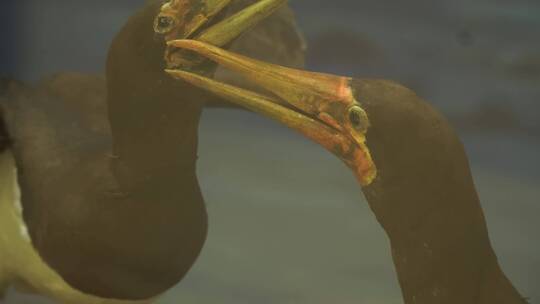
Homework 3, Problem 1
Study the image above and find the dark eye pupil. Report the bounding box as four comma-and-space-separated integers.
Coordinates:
158, 16, 172, 29
349, 110, 361, 126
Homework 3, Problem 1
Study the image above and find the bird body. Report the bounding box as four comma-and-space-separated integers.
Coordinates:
0, 149, 153, 304
0, 71, 204, 302
167, 40, 528, 304
0, 0, 300, 302
1, 13, 208, 296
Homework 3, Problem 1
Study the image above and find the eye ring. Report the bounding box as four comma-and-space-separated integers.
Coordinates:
154, 15, 176, 34
348, 106, 369, 132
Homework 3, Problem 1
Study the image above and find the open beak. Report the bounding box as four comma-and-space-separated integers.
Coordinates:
165, 40, 377, 186
154, 0, 287, 70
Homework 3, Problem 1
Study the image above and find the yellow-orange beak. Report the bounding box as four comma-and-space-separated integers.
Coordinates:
166, 40, 377, 186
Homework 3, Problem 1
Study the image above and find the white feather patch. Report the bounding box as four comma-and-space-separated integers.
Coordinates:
12, 166, 30, 242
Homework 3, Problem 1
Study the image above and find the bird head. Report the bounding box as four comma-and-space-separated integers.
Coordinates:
163, 39, 488, 266
107, 0, 287, 100
164, 41, 475, 234
106, 0, 290, 165
153, 0, 287, 74
166, 40, 378, 186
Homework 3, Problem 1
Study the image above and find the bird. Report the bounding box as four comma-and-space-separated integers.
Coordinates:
0, 0, 302, 303
166, 39, 529, 304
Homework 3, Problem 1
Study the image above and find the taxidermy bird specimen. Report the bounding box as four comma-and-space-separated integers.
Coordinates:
166, 40, 529, 304
0, 0, 304, 303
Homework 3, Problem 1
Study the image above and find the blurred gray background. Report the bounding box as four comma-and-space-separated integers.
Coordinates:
1, 0, 539, 303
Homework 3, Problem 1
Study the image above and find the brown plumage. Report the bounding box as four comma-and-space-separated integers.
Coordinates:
166, 40, 528, 304
0, 0, 304, 302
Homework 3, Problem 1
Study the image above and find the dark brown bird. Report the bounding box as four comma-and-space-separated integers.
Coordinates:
0, 0, 302, 303
167, 40, 528, 304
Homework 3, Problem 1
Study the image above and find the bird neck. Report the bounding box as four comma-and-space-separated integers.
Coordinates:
109, 87, 204, 190
354, 79, 525, 304
362, 158, 525, 304
105, 0, 208, 190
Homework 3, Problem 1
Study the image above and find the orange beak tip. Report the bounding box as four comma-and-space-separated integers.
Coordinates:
360, 168, 377, 187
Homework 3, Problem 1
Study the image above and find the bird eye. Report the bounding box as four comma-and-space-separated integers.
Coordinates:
154, 15, 175, 34
348, 106, 369, 132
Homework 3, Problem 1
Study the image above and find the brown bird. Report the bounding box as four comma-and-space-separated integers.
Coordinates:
167, 40, 528, 304
0, 0, 301, 303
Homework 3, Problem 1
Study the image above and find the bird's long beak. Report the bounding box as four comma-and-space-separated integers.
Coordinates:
195, 0, 287, 47
166, 40, 377, 186
155, 0, 287, 70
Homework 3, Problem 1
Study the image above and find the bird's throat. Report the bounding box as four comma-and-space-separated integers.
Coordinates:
107, 84, 205, 191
